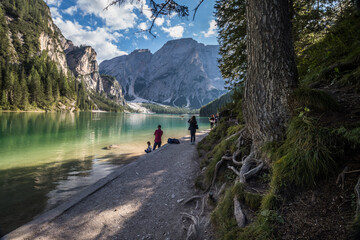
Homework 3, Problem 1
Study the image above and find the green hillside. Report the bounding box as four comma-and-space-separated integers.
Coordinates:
197, 3, 360, 240
199, 90, 234, 117
0, 0, 122, 112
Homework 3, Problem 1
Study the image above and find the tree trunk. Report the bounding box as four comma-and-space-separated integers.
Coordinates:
244, 0, 298, 157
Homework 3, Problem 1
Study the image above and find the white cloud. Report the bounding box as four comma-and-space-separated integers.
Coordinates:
76, 0, 138, 30
63, 6, 78, 16
138, 22, 148, 31
113, 32, 123, 38
201, 20, 217, 38
154, 17, 165, 26
166, 19, 171, 27
53, 17, 127, 62
161, 25, 184, 39
169, 12, 177, 19
45, 0, 62, 7
49, 7, 61, 18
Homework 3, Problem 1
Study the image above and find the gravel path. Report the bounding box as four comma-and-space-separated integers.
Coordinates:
5, 131, 210, 240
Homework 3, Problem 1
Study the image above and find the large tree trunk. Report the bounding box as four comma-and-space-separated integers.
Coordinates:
244, 0, 298, 158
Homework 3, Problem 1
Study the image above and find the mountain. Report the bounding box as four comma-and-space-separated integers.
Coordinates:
99, 38, 226, 109
199, 90, 234, 117
0, 0, 125, 111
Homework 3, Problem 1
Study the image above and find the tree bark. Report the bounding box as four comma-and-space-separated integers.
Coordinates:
244, 0, 298, 157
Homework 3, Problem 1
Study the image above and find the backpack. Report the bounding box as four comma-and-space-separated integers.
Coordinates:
168, 138, 180, 144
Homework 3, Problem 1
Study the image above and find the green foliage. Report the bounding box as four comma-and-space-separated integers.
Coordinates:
269, 115, 339, 189
0, 53, 76, 111
204, 135, 238, 185
298, 8, 360, 90
211, 187, 241, 239
199, 91, 233, 117
233, 183, 262, 210
348, 216, 360, 240
335, 126, 360, 149
290, 87, 339, 113
215, 0, 246, 88
140, 103, 198, 114
292, 0, 351, 56
89, 91, 124, 112
212, 184, 276, 240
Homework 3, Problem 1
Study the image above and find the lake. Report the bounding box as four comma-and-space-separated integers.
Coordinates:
0, 112, 209, 236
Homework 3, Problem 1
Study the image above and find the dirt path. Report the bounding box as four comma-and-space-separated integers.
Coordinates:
5, 131, 210, 240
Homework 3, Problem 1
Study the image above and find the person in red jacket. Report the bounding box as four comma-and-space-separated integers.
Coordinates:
153, 125, 163, 150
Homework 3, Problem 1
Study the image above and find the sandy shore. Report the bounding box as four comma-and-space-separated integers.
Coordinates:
3, 130, 210, 240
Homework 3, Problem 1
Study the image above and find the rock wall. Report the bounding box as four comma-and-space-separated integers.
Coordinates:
100, 38, 226, 109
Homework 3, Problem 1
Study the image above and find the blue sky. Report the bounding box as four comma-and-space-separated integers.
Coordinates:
44, 0, 218, 63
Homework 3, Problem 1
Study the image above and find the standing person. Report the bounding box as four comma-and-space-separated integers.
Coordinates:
215, 113, 219, 126
153, 125, 163, 150
209, 114, 215, 129
188, 116, 198, 145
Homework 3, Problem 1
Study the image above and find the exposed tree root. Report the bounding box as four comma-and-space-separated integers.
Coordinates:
355, 176, 360, 217
233, 197, 246, 228
243, 160, 264, 180
225, 131, 241, 141
205, 159, 224, 193
200, 195, 206, 216
216, 183, 227, 198
228, 165, 241, 182
231, 149, 243, 166
237, 150, 264, 183
181, 212, 199, 240
181, 195, 203, 205
336, 166, 349, 189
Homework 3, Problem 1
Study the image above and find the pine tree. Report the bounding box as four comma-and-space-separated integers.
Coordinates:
28, 67, 44, 106
215, 0, 247, 88
20, 76, 29, 110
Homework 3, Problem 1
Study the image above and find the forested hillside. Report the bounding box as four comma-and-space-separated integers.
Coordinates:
199, 90, 234, 117
0, 0, 124, 111
195, 1, 360, 239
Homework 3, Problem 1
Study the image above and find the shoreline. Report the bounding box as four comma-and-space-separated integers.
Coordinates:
3, 130, 209, 240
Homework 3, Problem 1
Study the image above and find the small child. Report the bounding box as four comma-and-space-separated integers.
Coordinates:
145, 141, 152, 153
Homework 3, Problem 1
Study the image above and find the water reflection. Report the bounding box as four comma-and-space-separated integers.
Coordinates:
0, 112, 209, 236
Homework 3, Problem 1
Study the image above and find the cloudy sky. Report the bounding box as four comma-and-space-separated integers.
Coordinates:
44, 0, 218, 63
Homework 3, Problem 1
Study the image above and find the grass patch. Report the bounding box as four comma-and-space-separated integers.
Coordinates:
290, 88, 339, 113
212, 187, 241, 239
270, 115, 339, 189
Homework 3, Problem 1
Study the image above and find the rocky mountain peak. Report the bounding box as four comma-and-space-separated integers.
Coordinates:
100, 38, 226, 109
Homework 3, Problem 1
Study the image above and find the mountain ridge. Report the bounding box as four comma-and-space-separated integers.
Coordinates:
100, 38, 226, 109
0, 0, 125, 111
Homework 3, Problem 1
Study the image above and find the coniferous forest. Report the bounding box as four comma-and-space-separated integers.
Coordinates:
0, 0, 120, 111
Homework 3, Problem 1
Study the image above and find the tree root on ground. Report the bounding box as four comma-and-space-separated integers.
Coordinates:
355, 176, 360, 217
234, 197, 246, 228
181, 212, 199, 240
336, 166, 349, 189
205, 159, 224, 193
181, 195, 203, 205
238, 151, 264, 183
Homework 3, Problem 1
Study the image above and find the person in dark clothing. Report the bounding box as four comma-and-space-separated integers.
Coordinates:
209, 114, 215, 129
188, 116, 198, 145
153, 125, 163, 150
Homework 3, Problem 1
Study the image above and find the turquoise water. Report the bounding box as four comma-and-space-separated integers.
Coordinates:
0, 112, 209, 236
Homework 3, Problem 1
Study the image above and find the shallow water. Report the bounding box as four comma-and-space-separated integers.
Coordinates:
0, 112, 209, 236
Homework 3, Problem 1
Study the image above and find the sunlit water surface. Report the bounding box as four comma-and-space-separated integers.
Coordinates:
0, 112, 209, 236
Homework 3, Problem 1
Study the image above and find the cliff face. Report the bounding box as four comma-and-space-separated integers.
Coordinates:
100, 38, 226, 109
0, 0, 125, 110
101, 75, 126, 106
66, 46, 104, 93
38, 17, 69, 75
